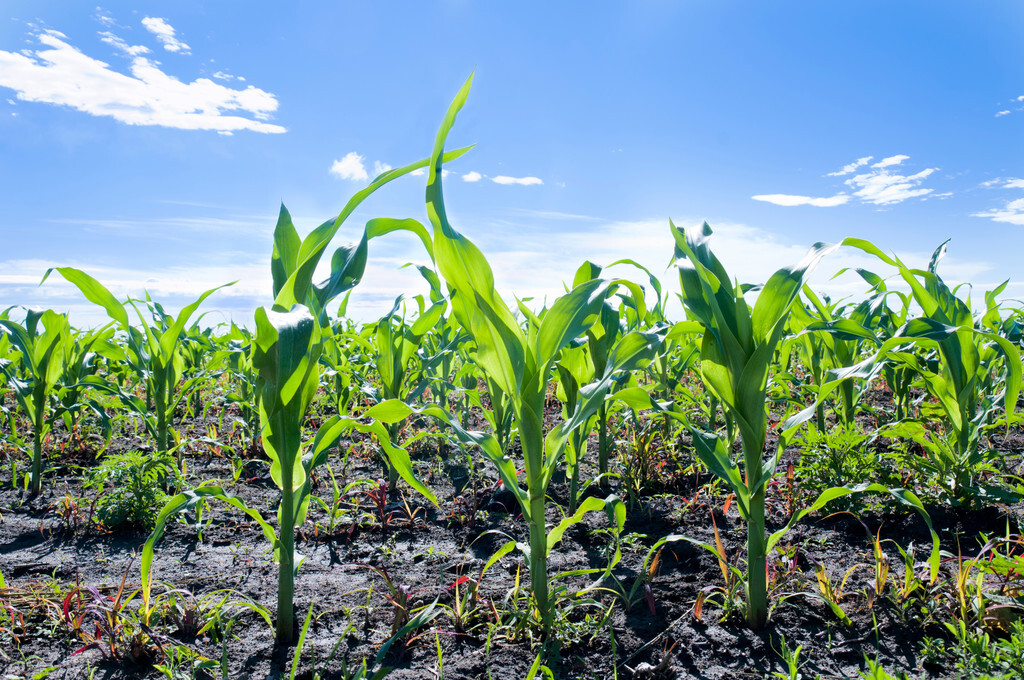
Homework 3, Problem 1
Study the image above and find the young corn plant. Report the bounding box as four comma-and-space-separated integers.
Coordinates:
786, 285, 886, 431
353, 295, 446, 487
42, 268, 231, 458
53, 324, 115, 452
0, 309, 71, 496
142, 148, 465, 644
672, 223, 939, 629
366, 75, 663, 629
833, 240, 1022, 504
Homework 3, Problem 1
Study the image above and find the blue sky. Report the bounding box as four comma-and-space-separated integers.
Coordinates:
1, 1, 1022, 326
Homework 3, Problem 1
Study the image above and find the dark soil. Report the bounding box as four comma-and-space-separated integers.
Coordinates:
1, 396, 1022, 680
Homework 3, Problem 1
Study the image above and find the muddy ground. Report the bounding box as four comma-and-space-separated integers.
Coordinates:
1, 401, 1021, 679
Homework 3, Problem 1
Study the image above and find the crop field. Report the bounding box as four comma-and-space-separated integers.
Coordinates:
3, 79, 1024, 680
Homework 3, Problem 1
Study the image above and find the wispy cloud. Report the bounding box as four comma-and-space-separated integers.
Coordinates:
404, 169, 541, 185
0, 26, 284, 134
329, 152, 368, 181
826, 156, 872, 177
98, 31, 150, 57
757, 154, 940, 208
0, 257, 269, 327
845, 156, 937, 205
973, 179, 1024, 226
973, 199, 1024, 226
982, 177, 1024, 190
512, 208, 600, 221
870, 155, 909, 169
752, 193, 849, 207
492, 175, 543, 186
372, 160, 392, 176
94, 8, 116, 28
211, 70, 245, 82
141, 17, 190, 54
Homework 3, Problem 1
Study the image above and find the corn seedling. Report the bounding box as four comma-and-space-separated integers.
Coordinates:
142, 142, 467, 644
365, 75, 660, 629
0, 309, 73, 495
673, 224, 939, 629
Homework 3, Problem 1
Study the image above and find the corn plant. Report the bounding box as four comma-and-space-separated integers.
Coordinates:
354, 295, 446, 486
672, 223, 938, 629
834, 240, 1022, 504
142, 148, 465, 644
786, 286, 887, 431
53, 324, 115, 451
42, 268, 231, 458
367, 75, 664, 628
212, 323, 259, 450
0, 309, 71, 495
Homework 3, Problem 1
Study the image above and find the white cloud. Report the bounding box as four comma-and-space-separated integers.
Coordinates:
844, 156, 938, 205
871, 155, 910, 169
827, 156, 873, 177
372, 160, 392, 176
996, 110, 1011, 117
0, 29, 284, 133
492, 175, 543, 186
4, 211, 998, 328
462, 171, 482, 182
94, 9, 116, 28
752, 193, 849, 207
329, 152, 368, 181
0, 257, 271, 328
974, 179, 1024, 225
981, 177, 1024, 190
430, 217, 994, 324
98, 31, 150, 57
407, 167, 450, 178
973, 199, 1024, 226
755, 155, 940, 208
141, 17, 190, 54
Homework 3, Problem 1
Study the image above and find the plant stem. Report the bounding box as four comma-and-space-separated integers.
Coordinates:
277, 462, 296, 643
29, 418, 43, 496
741, 436, 768, 630
598, 405, 609, 487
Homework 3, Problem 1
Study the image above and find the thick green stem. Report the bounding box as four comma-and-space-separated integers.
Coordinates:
29, 419, 43, 497
741, 434, 768, 629
277, 481, 296, 643
527, 490, 550, 627
157, 411, 168, 457
520, 403, 551, 629
568, 435, 581, 515
840, 380, 855, 427
597, 405, 609, 487
385, 421, 401, 490
745, 488, 768, 629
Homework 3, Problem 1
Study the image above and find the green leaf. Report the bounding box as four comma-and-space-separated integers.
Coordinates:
45, 267, 129, 327
546, 496, 606, 554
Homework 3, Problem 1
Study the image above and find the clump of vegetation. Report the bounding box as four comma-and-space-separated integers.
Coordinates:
86, 450, 177, 530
